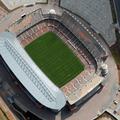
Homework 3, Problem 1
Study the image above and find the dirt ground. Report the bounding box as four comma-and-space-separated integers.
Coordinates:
0, 109, 8, 120
0, 1, 9, 12
0, 97, 17, 120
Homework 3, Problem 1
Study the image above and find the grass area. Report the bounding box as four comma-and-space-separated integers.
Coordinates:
25, 32, 84, 87
111, 49, 120, 64
111, 29, 120, 65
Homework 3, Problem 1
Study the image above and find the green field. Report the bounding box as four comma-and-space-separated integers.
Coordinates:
25, 32, 84, 87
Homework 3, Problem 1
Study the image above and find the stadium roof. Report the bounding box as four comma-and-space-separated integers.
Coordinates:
60, 0, 116, 46
0, 32, 66, 110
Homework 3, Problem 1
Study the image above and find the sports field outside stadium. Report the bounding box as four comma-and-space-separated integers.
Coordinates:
25, 32, 84, 87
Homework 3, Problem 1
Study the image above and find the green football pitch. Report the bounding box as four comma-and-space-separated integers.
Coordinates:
25, 32, 84, 87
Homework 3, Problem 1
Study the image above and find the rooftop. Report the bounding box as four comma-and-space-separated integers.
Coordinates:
60, 0, 116, 46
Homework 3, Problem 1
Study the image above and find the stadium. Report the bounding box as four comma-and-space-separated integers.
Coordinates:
0, 3, 115, 120
0, 1, 109, 113
1, 0, 120, 120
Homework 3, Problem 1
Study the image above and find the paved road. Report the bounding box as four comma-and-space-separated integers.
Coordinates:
114, 0, 120, 26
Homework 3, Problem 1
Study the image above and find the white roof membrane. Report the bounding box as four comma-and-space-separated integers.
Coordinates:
0, 32, 66, 110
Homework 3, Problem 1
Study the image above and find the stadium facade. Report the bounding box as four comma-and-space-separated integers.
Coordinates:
0, 31, 105, 111
0, 8, 108, 112
0, 32, 66, 111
